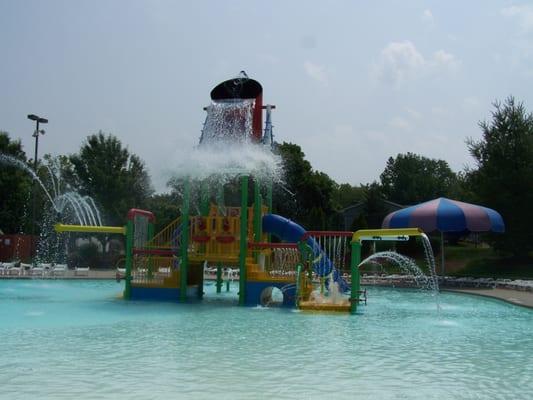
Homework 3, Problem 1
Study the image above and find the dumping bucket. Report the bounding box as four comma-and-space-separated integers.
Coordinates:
210, 77, 263, 142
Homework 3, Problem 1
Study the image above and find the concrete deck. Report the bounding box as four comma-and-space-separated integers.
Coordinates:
444, 288, 533, 309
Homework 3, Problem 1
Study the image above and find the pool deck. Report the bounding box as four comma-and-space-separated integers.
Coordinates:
444, 288, 533, 309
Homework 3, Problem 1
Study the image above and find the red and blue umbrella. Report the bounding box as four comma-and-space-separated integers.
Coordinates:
382, 197, 505, 233
382, 197, 505, 273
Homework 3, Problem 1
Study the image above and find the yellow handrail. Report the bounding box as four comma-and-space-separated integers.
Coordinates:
54, 224, 126, 235
147, 216, 182, 249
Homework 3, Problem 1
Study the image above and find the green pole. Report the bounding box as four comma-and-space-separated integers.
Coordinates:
147, 222, 154, 279
266, 180, 273, 242
239, 175, 249, 306
253, 179, 262, 241
253, 179, 262, 262
200, 181, 210, 216
180, 180, 191, 302
350, 241, 361, 314
266, 180, 273, 213
124, 220, 133, 300
216, 264, 222, 293
295, 264, 302, 309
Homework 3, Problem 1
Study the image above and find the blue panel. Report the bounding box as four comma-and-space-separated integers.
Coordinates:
130, 287, 181, 301
437, 198, 466, 232
389, 206, 414, 228
483, 206, 505, 232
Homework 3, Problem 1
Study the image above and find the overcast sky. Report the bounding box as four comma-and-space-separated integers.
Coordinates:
2, 1, 533, 192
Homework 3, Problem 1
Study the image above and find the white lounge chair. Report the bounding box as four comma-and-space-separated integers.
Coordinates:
52, 264, 67, 277
74, 267, 90, 276
6, 262, 23, 276
0, 262, 9, 276
19, 263, 33, 276
30, 264, 44, 277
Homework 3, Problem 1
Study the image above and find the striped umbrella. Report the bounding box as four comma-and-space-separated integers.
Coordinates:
382, 197, 505, 273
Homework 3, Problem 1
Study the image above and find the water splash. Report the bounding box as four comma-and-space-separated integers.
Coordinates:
0, 153, 57, 209
420, 233, 439, 292
360, 251, 437, 292
200, 99, 255, 145
0, 153, 102, 226
169, 100, 282, 186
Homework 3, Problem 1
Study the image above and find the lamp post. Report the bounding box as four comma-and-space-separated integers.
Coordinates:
27, 114, 48, 262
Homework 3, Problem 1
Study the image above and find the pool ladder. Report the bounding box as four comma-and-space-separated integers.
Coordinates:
350, 289, 367, 305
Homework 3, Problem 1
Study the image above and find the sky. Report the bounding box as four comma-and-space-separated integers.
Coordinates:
2, 0, 533, 192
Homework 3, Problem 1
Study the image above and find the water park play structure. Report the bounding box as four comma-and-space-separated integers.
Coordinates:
54, 74, 434, 314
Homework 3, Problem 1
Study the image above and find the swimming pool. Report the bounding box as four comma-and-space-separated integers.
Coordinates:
1, 280, 531, 399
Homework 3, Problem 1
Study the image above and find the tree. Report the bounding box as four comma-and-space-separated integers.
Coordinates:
146, 193, 181, 232
273, 142, 335, 229
467, 97, 533, 258
380, 152, 458, 205
362, 182, 388, 228
0, 132, 33, 233
70, 132, 153, 225
332, 183, 365, 210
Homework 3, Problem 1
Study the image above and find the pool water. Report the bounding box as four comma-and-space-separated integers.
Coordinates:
1, 280, 532, 399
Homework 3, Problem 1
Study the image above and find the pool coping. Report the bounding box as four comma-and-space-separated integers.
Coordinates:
441, 288, 533, 309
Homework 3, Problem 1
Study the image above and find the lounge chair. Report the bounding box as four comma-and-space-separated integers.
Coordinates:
74, 267, 90, 277
30, 264, 44, 277
0, 262, 9, 276
20, 263, 32, 276
52, 264, 67, 277
6, 262, 23, 276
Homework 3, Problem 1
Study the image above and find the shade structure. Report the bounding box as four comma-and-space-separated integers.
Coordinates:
382, 197, 504, 233
382, 197, 505, 274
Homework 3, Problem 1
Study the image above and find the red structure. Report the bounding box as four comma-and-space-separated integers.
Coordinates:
0, 234, 36, 262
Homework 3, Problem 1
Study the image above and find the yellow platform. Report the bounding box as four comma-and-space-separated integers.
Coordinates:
298, 300, 351, 313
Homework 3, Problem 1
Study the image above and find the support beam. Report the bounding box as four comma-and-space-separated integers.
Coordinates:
54, 224, 125, 235
253, 179, 262, 262
180, 180, 191, 302
350, 242, 361, 314
124, 220, 134, 300
239, 175, 249, 306
266, 180, 273, 243
216, 264, 222, 293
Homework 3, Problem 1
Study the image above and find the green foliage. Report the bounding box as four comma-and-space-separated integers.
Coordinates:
361, 182, 388, 228
69, 132, 154, 225
380, 152, 458, 205
332, 183, 365, 210
0, 132, 33, 233
350, 213, 368, 232
454, 257, 533, 279
273, 142, 335, 229
75, 241, 101, 268
466, 96, 533, 258
146, 193, 181, 231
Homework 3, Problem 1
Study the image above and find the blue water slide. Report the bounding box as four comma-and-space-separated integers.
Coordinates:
262, 214, 349, 292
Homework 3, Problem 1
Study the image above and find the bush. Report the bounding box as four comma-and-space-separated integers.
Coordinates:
76, 242, 101, 268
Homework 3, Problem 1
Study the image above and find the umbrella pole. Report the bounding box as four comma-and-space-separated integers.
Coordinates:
440, 231, 445, 275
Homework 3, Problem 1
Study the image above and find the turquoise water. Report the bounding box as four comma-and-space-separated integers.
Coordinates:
1, 280, 532, 399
